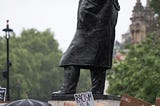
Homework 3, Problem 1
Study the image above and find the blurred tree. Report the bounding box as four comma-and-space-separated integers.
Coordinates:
0, 28, 91, 101
150, 0, 160, 30
150, 0, 160, 16
107, 1, 160, 103
107, 33, 160, 103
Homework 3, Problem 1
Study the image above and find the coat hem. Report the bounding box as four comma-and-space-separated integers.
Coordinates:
59, 64, 112, 70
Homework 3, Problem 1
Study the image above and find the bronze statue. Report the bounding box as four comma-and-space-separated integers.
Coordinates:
52, 0, 120, 95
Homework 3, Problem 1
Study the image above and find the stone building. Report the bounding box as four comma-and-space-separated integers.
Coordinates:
122, 0, 157, 44
113, 0, 158, 64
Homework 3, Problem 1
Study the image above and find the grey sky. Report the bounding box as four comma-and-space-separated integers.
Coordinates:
0, 0, 146, 51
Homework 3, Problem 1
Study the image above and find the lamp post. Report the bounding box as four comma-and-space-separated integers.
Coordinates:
2, 20, 13, 101
16, 79, 20, 99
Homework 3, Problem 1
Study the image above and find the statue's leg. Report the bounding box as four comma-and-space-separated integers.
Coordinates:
52, 66, 80, 95
90, 67, 106, 94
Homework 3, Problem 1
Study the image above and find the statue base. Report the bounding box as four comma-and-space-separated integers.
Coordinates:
48, 94, 121, 106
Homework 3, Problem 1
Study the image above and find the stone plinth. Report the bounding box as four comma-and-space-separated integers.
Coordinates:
48, 94, 121, 106
0, 101, 7, 106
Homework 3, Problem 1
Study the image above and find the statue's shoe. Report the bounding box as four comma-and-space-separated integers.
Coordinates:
52, 90, 76, 95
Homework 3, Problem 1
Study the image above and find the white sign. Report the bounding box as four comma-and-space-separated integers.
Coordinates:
0, 88, 6, 101
74, 92, 95, 106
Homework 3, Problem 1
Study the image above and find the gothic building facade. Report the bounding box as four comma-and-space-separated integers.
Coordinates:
114, 0, 158, 63
122, 0, 157, 44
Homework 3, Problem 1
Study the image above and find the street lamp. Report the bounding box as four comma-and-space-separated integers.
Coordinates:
2, 20, 13, 101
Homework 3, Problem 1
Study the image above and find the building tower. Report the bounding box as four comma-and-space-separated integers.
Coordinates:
122, 0, 157, 44
130, 0, 146, 43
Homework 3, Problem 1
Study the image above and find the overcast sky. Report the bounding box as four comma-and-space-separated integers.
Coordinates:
0, 0, 146, 51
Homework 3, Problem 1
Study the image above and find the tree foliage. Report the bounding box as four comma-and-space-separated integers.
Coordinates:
150, 0, 160, 29
150, 0, 160, 16
0, 28, 91, 101
107, 33, 160, 103
107, 1, 160, 103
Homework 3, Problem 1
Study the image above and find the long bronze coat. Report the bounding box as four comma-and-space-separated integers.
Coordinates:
59, 0, 120, 69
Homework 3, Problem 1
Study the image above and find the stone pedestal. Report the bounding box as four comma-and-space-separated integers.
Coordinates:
48, 94, 121, 106
0, 101, 7, 106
